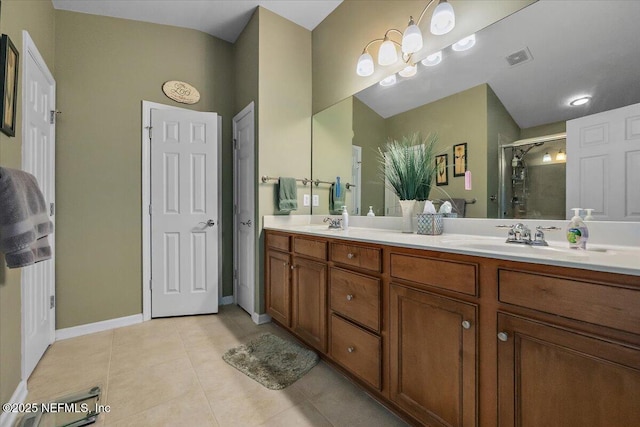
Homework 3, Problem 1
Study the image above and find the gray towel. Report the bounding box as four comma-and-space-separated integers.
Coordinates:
329, 183, 346, 215
449, 198, 466, 218
0, 167, 53, 268
278, 177, 298, 212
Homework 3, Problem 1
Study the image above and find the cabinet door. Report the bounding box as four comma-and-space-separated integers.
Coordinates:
390, 284, 477, 427
292, 257, 327, 352
265, 250, 291, 327
497, 313, 640, 427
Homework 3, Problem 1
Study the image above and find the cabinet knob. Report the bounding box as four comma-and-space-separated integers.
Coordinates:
290, 265, 296, 270
461, 320, 471, 329
347, 346, 355, 353
497, 332, 509, 342
346, 294, 354, 301
347, 253, 355, 259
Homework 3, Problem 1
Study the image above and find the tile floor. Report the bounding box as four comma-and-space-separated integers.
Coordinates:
25, 305, 408, 427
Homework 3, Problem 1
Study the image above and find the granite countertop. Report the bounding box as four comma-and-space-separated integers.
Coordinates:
264, 223, 640, 277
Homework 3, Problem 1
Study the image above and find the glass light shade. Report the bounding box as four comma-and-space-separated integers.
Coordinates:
379, 74, 397, 87
398, 64, 417, 78
556, 150, 567, 161
543, 152, 552, 163
452, 34, 476, 51
378, 39, 398, 66
421, 51, 442, 66
430, 0, 455, 35
570, 96, 591, 106
402, 21, 423, 54
356, 52, 374, 76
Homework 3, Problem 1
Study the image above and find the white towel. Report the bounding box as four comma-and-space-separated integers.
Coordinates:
0, 167, 53, 268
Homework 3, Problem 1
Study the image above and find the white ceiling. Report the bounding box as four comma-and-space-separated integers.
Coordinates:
355, 0, 640, 129
52, 0, 343, 43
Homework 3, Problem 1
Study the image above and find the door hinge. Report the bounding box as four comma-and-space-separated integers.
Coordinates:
50, 295, 55, 309
234, 269, 238, 280
233, 138, 238, 149
233, 205, 237, 215
50, 202, 55, 216
149, 279, 152, 290
148, 126, 152, 140
49, 111, 56, 125
149, 205, 152, 215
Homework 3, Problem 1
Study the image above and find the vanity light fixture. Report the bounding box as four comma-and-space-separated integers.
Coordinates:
379, 74, 397, 87
421, 50, 442, 66
357, 0, 456, 76
452, 34, 476, 52
556, 149, 566, 161
542, 152, 552, 163
399, 64, 418, 78
570, 96, 591, 106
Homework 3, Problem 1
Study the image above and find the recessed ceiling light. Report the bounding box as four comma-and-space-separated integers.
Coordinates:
379, 74, 397, 87
570, 96, 591, 106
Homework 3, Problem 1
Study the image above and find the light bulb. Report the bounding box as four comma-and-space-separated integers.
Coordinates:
379, 74, 397, 87
452, 34, 476, 51
421, 51, 442, 66
431, 0, 455, 35
570, 96, 591, 106
398, 64, 417, 78
402, 17, 423, 54
378, 39, 398, 66
356, 52, 374, 76
556, 150, 566, 161
543, 152, 552, 162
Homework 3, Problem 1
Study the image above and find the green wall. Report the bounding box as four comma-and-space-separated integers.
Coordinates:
54, 11, 234, 328
256, 7, 312, 312
0, 0, 56, 407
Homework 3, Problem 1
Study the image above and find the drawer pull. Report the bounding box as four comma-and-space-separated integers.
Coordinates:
346, 294, 354, 301
347, 253, 355, 259
461, 320, 471, 329
347, 346, 355, 353
497, 332, 509, 342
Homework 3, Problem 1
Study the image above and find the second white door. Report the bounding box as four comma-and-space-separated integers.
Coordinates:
150, 108, 219, 317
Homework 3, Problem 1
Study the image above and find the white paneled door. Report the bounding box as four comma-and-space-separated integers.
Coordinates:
151, 109, 219, 317
21, 31, 56, 380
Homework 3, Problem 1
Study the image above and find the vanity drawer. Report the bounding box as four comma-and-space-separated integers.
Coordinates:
330, 268, 380, 332
390, 254, 477, 296
330, 314, 381, 390
498, 269, 640, 334
293, 237, 327, 261
266, 232, 290, 252
331, 243, 381, 272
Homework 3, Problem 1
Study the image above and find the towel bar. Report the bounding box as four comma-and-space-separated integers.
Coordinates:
261, 176, 310, 186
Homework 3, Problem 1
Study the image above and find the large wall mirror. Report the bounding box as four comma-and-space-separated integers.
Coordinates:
311, 1, 640, 221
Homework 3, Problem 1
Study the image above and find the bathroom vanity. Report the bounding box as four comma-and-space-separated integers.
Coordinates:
264, 221, 640, 427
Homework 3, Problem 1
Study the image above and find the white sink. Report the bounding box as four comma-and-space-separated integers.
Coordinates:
442, 239, 615, 256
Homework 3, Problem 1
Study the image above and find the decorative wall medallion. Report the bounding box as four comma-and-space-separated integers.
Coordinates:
162, 80, 200, 104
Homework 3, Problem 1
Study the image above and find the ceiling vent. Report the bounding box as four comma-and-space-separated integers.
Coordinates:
506, 47, 533, 66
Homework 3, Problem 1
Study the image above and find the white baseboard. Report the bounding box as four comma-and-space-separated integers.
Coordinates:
55, 314, 143, 341
0, 380, 27, 427
220, 295, 235, 305
252, 312, 272, 325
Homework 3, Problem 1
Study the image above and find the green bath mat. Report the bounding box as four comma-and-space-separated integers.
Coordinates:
222, 333, 319, 390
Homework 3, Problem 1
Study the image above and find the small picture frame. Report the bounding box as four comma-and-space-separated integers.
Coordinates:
435, 154, 448, 186
453, 142, 467, 177
1, 34, 19, 137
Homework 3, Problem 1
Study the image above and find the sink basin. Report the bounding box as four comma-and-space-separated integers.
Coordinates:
442, 239, 614, 256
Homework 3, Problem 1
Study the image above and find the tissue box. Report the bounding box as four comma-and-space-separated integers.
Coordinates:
417, 213, 444, 235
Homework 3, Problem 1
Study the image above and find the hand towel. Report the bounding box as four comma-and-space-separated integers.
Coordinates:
278, 177, 298, 212
449, 198, 466, 218
329, 183, 346, 215
0, 167, 53, 268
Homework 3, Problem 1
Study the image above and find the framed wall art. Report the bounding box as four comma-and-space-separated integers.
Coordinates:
435, 153, 448, 186
453, 142, 467, 177
0, 34, 19, 137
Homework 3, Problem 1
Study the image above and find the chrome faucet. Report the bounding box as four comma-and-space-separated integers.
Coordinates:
498, 223, 561, 246
323, 217, 342, 229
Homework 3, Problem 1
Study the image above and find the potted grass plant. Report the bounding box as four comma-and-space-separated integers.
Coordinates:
378, 132, 438, 233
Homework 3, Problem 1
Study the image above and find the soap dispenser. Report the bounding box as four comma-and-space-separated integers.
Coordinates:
584, 209, 595, 221
341, 206, 349, 230
566, 208, 589, 249
367, 206, 375, 217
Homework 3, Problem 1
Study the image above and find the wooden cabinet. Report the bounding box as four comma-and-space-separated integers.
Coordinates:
390, 283, 477, 427
497, 313, 640, 427
264, 229, 640, 427
291, 256, 327, 352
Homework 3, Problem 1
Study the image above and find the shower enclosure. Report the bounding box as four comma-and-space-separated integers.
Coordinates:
498, 133, 567, 219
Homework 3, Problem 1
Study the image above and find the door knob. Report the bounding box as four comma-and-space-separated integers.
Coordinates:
241, 219, 252, 227
199, 219, 216, 227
